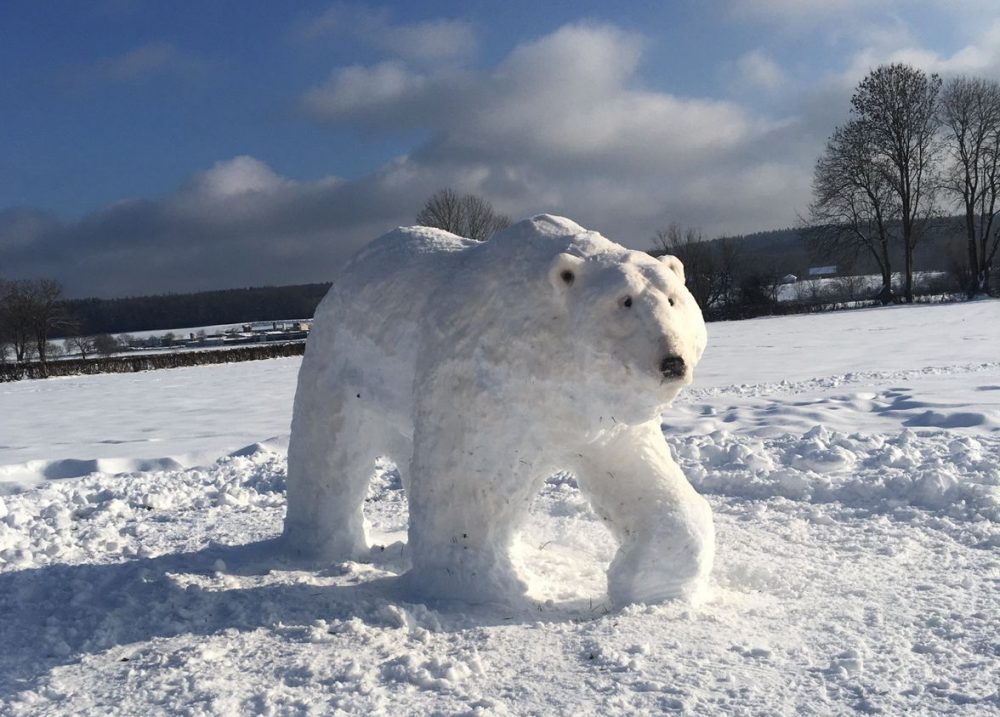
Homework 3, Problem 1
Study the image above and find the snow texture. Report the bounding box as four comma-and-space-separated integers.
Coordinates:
1, 286, 999, 716
284, 215, 713, 605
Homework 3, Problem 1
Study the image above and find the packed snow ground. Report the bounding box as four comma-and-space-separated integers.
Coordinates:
1, 301, 998, 715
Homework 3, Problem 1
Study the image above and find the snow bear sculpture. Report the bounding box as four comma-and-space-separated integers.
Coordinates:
283, 214, 714, 605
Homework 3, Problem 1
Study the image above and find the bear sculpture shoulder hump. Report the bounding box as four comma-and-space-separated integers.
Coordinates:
283, 214, 714, 606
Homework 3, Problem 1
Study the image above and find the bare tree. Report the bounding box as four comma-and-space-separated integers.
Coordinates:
416, 188, 464, 234
462, 194, 512, 243
29, 279, 71, 375
808, 119, 897, 304
650, 226, 678, 255
831, 273, 870, 304
65, 333, 96, 360
93, 334, 120, 357
0, 279, 73, 373
738, 265, 784, 315
939, 75, 1000, 297
0, 280, 36, 363
851, 63, 942, 303
416, 188, 511, 242
0, 279, 8, 364
652, 224, 740, 312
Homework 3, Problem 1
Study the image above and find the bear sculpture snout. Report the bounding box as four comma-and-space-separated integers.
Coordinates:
659, 355, 686, 378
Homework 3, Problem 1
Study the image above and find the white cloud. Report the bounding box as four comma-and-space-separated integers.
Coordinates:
382, 19, 478, 65
188, 156, 294, 198
835, 18, 1000, 87
296, 22, 816, 239
723, 0, 889, 29
305, 23, 770, 173
61, 42, 209, 90
302, 61, 429, 119
300, 4, 477, 65
734, 50, 787, 93
725, 0, 1000, 81
911, 20, 1000, 76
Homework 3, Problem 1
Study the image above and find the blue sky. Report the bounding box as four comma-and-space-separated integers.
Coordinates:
3, 0, 1000, 297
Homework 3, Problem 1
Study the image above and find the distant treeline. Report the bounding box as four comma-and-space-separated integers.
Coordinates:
61, 283, 332, 337
709, 216, 972, 280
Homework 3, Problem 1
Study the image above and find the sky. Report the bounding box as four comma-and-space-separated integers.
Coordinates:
3, 0, 1000, 298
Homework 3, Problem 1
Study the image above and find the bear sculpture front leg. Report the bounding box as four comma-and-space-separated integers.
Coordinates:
403, 455, 538, 604
401, 403, 544, 604
576, 421, 714, 605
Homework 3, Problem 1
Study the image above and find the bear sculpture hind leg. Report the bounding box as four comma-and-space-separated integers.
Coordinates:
576, 422, 715, 606
283, 389, 381, 563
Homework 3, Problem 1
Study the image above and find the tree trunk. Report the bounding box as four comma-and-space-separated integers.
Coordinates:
879, 239, 893, 304
981, 231, 998, 295
904, 244, 915, 303
878, 268, 892, 304
35, 335, 49, 378
902, 211, 914, 303
966, 204, 980, 299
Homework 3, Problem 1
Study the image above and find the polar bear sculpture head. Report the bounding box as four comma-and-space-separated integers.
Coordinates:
550, 249, 705, 389
503, 217, 708, 420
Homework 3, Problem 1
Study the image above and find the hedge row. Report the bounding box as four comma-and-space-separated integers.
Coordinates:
0, 342, 306, 382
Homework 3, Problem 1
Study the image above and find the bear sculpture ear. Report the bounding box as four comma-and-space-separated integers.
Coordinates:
549, 253, 586, 291
659, 254, 685, 284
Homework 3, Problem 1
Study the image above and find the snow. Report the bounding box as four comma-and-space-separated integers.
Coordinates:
0, 360, 298, 491
285, 216, 712, 606
776, 271, 950, 303
1, 299, 999, 714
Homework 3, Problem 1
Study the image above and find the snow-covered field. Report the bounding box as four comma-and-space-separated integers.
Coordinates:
1, 301, 998, 715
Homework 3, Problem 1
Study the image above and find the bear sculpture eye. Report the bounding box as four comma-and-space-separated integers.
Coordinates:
560, 270, 575, 285
623, 296, 632, 308
668, 298, 675, 306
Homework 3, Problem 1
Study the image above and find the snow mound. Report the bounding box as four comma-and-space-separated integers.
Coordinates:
671, 427, 1000, 534
0, 438, 292, 497
0, 448, 287, 571
228, 435, 290, 458
0, 456, 187, 493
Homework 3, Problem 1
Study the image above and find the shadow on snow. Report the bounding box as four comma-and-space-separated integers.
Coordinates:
0, 537, 611, 697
